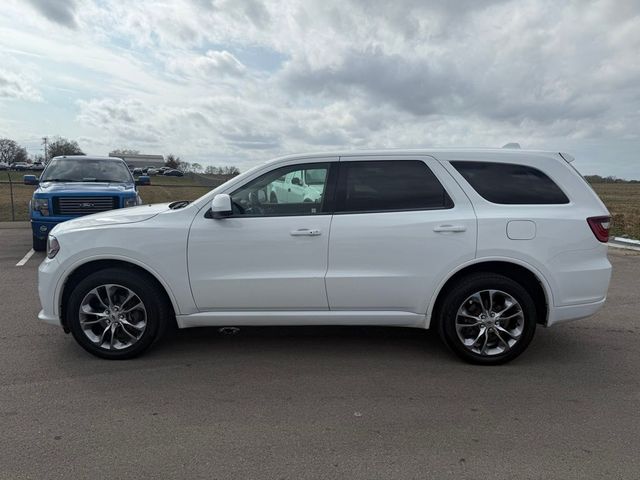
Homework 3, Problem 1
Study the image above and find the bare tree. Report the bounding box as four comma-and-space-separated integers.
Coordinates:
204, 165, 240, 176
0, 138, 28, 164
109, 148, 140, 156
165, 154, 181, 169
47, 136, 84, 159
222, 166, 240, 176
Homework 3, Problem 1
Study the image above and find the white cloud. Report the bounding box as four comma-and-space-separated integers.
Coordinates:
76, 98, 163, 144
0, 70, 42, 102
167, 50, 246, 79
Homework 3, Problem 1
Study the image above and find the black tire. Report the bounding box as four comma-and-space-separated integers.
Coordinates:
437, 273, 537, 365
66, 267, 170, 359
33, 235, 46, 252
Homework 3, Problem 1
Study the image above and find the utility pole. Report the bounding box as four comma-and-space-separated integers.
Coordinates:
8, 171, 15, 221
42, 136, 48, 163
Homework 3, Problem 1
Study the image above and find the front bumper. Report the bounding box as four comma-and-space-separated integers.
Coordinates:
31, 218, 68, 240
38, 309, 61, 326
38, 256, 63, 327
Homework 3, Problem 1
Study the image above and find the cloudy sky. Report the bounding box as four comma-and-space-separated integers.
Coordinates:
1, 0, 639, 177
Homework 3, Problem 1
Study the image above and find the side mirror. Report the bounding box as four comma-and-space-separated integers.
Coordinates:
135, 175, 150, 186
24, 175, 39, 185
211, 194, 232, 219
291, 177, 302, 186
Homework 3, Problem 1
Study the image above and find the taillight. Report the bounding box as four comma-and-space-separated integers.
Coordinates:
587, 216, 611, 243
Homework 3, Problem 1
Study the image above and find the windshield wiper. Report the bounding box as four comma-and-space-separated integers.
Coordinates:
41, 178, 77, 182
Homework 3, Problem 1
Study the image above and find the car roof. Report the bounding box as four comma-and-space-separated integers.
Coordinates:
274, 148, 559, 161
264, 148, 568, 165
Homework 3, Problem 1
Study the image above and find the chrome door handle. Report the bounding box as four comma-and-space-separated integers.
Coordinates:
433, 224, 466, 233
290, 228, 321, 236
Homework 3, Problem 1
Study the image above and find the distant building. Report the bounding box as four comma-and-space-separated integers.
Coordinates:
109, 153, 164, 168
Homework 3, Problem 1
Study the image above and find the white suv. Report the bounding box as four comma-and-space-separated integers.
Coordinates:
38, 149, 612, 364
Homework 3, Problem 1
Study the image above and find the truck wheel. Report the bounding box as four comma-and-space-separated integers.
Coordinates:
66, 267, 170, 359
438, 273, 537, 365
33, 235, 46, 252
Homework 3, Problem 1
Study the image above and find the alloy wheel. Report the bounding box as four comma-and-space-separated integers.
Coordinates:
78, 284, 147, 351
455, 289, 524, 356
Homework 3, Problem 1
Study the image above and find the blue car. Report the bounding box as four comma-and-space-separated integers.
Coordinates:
24, 155, 150, 251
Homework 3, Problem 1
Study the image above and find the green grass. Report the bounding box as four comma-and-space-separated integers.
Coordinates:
1, 171, 639, 239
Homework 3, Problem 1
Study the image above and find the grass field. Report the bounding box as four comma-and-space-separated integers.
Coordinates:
591, 183, 640, 239
1, 171, 639, 239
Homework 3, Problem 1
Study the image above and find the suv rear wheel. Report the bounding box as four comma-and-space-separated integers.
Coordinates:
438, 273, 537, 365
66, 268, 169, 359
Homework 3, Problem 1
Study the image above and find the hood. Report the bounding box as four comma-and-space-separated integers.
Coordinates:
51, 203, 171, 235
36, 182, 135, 194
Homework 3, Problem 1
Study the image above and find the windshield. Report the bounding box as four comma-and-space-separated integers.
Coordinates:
41, 158, 134, 183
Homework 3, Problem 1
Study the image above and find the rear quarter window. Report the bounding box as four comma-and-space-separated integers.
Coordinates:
451, 161, 569, 205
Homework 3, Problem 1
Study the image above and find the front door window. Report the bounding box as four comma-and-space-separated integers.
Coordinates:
230, 163, 330, 216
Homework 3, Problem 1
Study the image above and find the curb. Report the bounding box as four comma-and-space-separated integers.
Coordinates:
609, 237, 640, 252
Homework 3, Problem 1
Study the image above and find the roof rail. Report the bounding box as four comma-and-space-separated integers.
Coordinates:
559, 152, 575, 163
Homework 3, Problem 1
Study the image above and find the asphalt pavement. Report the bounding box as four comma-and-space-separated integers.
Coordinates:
1, 227, 639, 479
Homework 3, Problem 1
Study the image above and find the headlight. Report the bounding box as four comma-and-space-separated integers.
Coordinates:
47, 234, 60, 259
124, 197, 137, 207
33, 198, 49, 216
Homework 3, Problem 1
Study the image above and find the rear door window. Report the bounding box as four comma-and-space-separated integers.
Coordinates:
336, 160, 453, 213
451, 161, 569, 204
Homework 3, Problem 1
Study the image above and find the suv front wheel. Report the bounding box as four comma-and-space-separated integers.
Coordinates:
66, 268, 170, 359
438, 273, 537, 365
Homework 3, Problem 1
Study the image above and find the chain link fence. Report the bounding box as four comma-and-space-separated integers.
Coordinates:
0, 172, 32, 221
0, 171, 227, 222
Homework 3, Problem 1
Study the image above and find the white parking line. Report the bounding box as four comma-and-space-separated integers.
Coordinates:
16, 249, 35, 267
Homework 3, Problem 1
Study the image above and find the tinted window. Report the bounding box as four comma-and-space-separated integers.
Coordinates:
230, 163, 331, 216
337, 160, 453, 213
451, 161, 569, 204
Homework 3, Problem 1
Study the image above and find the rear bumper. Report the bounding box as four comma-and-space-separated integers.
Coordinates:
546, 297, 607, 327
